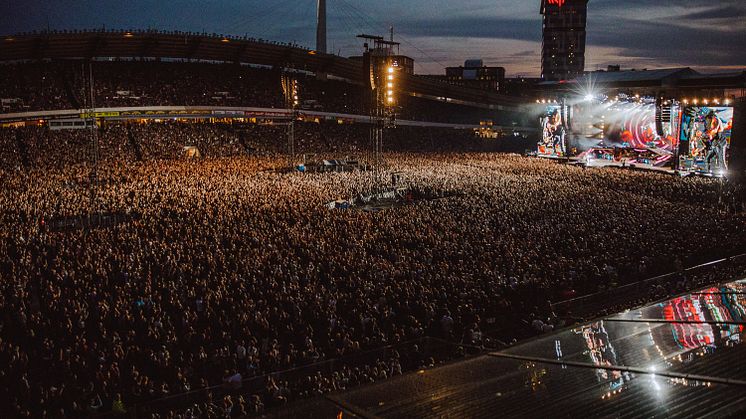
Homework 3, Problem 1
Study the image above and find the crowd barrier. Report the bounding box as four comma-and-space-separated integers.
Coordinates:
550, 253, 746, 320
96, 337, 474, 417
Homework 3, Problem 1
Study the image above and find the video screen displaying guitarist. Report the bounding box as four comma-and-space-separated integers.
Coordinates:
680, 107, 733, 173
540, 108, 566, 156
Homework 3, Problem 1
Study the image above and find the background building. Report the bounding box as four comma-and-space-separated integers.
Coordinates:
444, 59, 506, 92
502, 76, 544, 97
541, 0, 589, 81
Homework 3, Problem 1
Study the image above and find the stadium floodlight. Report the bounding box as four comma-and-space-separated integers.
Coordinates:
584, 94, 594, 102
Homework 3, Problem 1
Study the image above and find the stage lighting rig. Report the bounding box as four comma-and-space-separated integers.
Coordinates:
385, 64, 397, 106
292, 79, 299, 107
357, 34, 402, 193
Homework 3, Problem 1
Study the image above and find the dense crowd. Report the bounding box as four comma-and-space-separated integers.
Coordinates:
0, 122, 745, 418
0, 121, 518, 172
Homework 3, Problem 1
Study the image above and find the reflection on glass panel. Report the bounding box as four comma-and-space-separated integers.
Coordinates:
512, 280, 746, 401
576, 321, 634, 396
662, 294, 716, 348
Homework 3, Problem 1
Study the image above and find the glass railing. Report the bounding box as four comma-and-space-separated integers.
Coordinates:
550, 253, 746, 321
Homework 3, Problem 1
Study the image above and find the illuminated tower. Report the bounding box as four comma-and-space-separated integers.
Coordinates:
541, 0, 588, 81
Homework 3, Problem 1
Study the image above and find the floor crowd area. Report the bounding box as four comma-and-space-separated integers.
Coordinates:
1, 122, 745, 417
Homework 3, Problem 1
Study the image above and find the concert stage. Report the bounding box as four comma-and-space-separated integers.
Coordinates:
536, 94, 735, 178
536, 150, 728, 178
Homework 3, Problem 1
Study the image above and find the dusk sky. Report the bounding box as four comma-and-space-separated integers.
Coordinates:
2, 0, 745, 76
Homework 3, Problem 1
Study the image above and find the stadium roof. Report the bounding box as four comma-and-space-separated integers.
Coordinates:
539, 67, 746, 91
277, 278, 746, 418
573, 68, 700, 84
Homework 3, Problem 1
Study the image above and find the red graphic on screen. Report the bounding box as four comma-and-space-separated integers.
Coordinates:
548, 0, 566, 7
663, 298, 715, 349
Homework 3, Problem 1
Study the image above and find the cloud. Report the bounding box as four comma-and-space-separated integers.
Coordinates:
0, 0, 744, 75
388, 3, 745, 74
587, 15, 746, 68
679, 5, 746, 20
391, 16, 539, 42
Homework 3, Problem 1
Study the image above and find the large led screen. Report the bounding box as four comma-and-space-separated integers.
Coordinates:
679, 106, 733, 172
538, 105, 566, 156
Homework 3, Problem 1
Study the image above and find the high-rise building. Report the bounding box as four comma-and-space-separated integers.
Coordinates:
541, 0, 588, 81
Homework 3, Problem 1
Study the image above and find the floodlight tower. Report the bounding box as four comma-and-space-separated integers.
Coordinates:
357, 34, 400, 192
